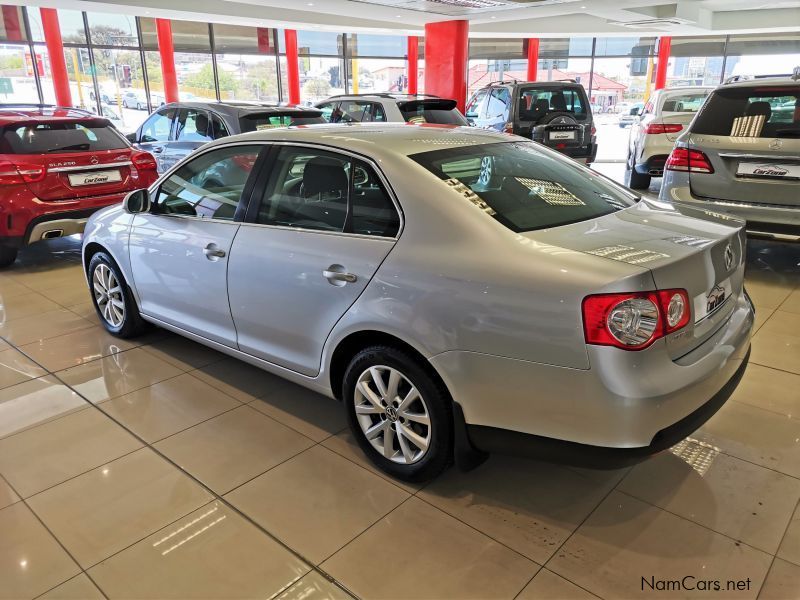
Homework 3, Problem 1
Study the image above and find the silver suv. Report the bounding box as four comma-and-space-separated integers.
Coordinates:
660, 71, 799, 239
315, 93, 468, 125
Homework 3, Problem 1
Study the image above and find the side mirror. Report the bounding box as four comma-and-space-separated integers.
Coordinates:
126, 132, 138, 143
122, 189, 151, 214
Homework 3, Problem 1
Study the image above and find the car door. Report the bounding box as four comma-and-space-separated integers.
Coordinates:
160, 107, 213, 173
485, 87, 511, 131
227, 145, 401, 376
134, 108, 176, 172
128, 143, 265, 347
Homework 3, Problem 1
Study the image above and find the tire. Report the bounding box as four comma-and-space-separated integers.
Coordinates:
137, 102, 144, 110
0, 245, 17, 268
343, 345, 453, 482
87, 251, 147, 338
626, 149, 651, 190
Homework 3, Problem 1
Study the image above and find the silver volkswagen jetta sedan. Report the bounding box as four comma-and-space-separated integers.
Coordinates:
82, 124, 753, 481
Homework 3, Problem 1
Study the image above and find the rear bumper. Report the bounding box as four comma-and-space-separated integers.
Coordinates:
431, 290, 753, 454
634, 154, 669, 176
661, 180, 800, 238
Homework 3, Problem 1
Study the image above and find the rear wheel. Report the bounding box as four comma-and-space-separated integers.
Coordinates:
343, 346, 453, 482
88, 251, 147, 338
0, 245, 17, 268
626, 148, 651, 190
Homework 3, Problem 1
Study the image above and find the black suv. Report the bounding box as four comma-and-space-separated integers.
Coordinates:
466, 81, 597, 163
127, 101, 325, 173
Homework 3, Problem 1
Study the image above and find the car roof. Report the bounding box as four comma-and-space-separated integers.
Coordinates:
0, 105, 105, 125
209, 122, 509, 158
721, 75, 800, 88
485, 80, 583, 89
657, 86, 716, 94
159, 101, 323, 118
323, 93, 442, 102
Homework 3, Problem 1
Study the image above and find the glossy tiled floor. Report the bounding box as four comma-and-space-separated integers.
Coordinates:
0, 234, 798, 600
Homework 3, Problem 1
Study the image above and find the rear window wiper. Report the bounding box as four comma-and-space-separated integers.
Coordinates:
48, 143, 91, 152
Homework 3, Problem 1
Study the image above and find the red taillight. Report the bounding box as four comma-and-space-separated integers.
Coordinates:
503, 122, 514, 134
643, 122, 683, 135
131, 151, 158, 172
0, 160, 45, 185
590, 125, 596, 136
582, 289, 690, 351
665, 147, 714, 174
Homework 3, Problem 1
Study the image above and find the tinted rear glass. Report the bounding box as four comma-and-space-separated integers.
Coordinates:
518, 87, 587, 122
692, 85, 800, 138
660, 92, 710, 113
0, 120, 127, 153
240, 114, 326, 132
399, 100, 468, 125
410, 141, 635, 233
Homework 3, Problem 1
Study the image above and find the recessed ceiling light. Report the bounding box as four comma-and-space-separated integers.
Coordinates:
490, 15, 496, 18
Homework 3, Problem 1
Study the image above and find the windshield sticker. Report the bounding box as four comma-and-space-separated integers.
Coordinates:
587, 245, 670, 264
515, 177, 585, 206
444, 178, 496, 216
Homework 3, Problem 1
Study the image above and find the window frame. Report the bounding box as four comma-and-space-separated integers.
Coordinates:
149, 141, 270, 223
241, 142, 403, 240
138, 107, 177, 143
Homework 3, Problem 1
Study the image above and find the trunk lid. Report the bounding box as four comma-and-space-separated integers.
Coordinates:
685, 83, 800, 207
659, 112, 694, 142
687, 133, 800, 206
1, 117, 134, 201
528, 201, 746, 359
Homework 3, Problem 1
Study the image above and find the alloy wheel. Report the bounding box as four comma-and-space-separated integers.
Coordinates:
92, 263, 125, 328
354, 365, 431, 464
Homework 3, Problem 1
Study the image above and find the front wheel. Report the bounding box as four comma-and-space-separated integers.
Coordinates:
88, 252, 147, 338
343, 346, 453, 482
0, 245, 17, 268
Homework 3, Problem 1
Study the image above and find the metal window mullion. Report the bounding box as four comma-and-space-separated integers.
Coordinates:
135, 17, 152, 113
21, 8, 44, 103
210, 23, 221, 101
274, 29, 283, 102
83, 11, 103, 114
342, 33, 349, 95
588, 38, 596, 98
719, 35, 730, 85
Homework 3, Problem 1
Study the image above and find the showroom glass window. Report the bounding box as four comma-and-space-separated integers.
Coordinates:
467, 38, 525, 97
346, 33, 408, 95
0, 5, 41, 104
724, 33, 800, 80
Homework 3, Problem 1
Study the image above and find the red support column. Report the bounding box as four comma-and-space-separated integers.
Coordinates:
407, 35, 418, 95
40, 8, 71, 107
156, 19, 179, 103
424, 20, 468, 112
654, 36, 671, 90
284, 29, 301, 105
2, 6, 24, 42
526, 38, 539, 82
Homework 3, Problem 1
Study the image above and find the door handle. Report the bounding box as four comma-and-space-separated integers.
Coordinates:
323, 265, 357, 285
203, 243, 226, 259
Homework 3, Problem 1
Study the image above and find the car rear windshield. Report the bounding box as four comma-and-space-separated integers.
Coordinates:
0, 120, 127, 154
240, 113, 326, 132
691, 85, 800, 138
410, 141, 635, 233
399, 100, 468, 125
518, 86, 587, 121
661, 92, 710, 113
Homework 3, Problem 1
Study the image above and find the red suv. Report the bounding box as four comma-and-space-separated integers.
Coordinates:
0, 106, 159, 267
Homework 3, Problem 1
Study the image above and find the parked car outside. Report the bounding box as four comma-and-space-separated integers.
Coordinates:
618, 102, 644, 128
127, 101, 325, 173
315, 93, 468, 125
660, 72, 800, 239
626, 86, 715, 189
82, 124, 753, 481
120, 90, 148, 110
0, 105, 158, 267
466, 80, 597, 163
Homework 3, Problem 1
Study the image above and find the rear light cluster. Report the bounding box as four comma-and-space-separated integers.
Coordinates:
665, 147, 714, 174
582, 289, 691, 350
0, 160, 45, 185
643, 123, 683, 135
131, 151, 158, 174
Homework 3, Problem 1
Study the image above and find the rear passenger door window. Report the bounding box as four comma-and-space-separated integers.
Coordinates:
175, 109, 212, 142
365, 103, 387, 122
338, 101, 372, 123
255, 147, 399, 237
154, 145, 262, 220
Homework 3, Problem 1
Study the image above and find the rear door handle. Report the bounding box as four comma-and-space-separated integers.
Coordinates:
323, 265, 357, 285
203, 243, 226, 260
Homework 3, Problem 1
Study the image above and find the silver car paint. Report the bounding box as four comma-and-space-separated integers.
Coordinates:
83, 124, 753, 449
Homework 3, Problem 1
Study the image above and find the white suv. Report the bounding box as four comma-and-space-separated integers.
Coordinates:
315, 93, 468, 125
626, 86, 715, 189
